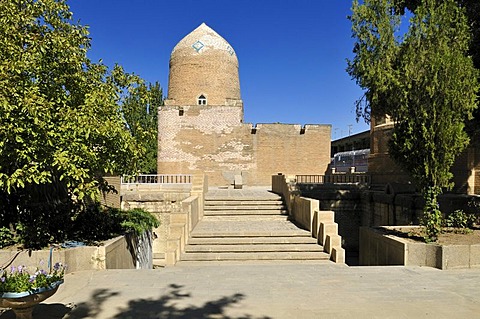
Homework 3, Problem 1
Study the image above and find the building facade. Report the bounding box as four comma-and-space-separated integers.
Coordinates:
368, 115, 480, 194
158, 23, 331, 186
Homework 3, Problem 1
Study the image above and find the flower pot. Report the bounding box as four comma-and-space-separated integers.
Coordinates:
0, 280, 63, 319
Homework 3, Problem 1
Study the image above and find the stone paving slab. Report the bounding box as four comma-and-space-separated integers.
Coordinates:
3, 263, 479, 319
188, 236, 318, 245
192, 216, 308, 236
185, 243, 324, 253
206, 187, 281, 200
180, 251, 330, 261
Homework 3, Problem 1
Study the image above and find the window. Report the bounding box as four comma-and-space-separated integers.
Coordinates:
198, 95, 207, 105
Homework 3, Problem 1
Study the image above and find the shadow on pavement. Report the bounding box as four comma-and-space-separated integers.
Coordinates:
110, 284, 271, 319
4, 284, 272, 318
0, 303, 72, 319
0, 288, 116, 319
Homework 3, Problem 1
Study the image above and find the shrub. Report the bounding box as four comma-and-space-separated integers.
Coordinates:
444, 210, 476, 230
0, 227, 16, 249
71, 204, 159, 244
121, 208, 160, 235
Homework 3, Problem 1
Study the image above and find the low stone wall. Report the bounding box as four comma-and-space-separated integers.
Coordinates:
165, 195, 201, 265
272, 174, 345, 263
360, 227, 480, 269
298, 184, 364, 253
0, 233, 152, 273
292, 196, 319, 231
359, 227, 406, 266
272, 173, 297, 213
120, 174, 206, 266
297, 183, 480, 256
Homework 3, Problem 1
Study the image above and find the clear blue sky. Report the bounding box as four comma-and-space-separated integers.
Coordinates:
68, 0, 369, 139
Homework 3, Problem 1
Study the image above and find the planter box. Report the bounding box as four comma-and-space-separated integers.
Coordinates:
360, 226, 480, 270
0, 232, 152, 273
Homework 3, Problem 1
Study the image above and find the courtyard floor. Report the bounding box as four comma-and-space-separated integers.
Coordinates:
1, 262, 479, 319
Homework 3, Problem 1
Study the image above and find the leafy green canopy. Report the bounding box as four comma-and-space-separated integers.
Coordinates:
348, 0, 479, 240
396, 0, 480, 139
122, 82, 163, 174
0, 0, 143, 200
0, 0, 164, 248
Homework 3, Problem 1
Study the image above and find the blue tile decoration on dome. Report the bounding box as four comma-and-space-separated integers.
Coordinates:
192, 41, 204, 52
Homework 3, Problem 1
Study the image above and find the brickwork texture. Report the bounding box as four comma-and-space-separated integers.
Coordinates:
158, 23, 331, 186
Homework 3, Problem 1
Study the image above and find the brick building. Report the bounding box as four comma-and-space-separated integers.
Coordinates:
158, 23, 331, 186
369, 116, 480, 194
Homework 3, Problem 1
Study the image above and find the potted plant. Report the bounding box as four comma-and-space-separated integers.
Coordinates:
0, 262, 65, 319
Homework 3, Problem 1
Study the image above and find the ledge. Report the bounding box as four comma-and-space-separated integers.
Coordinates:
359, 226, 480, 270
0, 233, 152, 273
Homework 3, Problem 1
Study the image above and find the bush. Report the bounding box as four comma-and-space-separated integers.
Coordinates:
71, 204, 125, 243
121, 208, 160, 235
71, 204, 159, 244
0, 226, 16, 248
16, 199, 79, 249
0, 198, 160, 248
444, 210, 476, 229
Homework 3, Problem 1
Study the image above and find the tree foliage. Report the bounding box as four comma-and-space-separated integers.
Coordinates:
396, 0, 480, 139
122, 82, 163, 174
348, 0, 479, 241
0, 0, 150, 247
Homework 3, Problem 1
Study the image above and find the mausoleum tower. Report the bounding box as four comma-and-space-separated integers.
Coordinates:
164, 23, 243, 112
158, 23, 331, 187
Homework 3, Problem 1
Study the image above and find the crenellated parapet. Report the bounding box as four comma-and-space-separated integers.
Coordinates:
158, 117, 331, 186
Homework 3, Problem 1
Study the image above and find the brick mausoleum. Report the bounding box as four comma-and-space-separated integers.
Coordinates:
158, 23, 331, 186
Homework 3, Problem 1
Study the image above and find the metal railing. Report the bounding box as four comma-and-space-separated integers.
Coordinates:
121, 174, 193, 185
296, 174, 371, 185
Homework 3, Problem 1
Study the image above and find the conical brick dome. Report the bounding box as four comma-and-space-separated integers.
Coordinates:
167, 23, 241, 106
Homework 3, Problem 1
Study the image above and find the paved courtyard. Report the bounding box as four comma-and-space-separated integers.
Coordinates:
2, 262, 479, 319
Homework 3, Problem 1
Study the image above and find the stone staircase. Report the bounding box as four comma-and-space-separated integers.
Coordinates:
180, 189, 331, 262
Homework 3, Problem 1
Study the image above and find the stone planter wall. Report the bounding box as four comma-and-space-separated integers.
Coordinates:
0, 233, 152, 273
360, 226, 480, 269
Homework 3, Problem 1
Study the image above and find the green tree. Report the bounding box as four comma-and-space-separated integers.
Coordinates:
0, 0, 143, 246
122, 82, 163, 174
396, 0, 480, 138
348, 0, 479, 241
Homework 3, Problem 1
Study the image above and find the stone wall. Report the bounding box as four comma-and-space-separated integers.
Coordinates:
296, 182, 480, 264
0, 234, 151, 273
100, 176, 121, 208
299, 184, 365, 253
122, 186, 193, 265
360, 226, 480, 269
120, 174, 206, 266
272, 174, 345, 263
476, 169, 480, 195
158, 106, 331, 186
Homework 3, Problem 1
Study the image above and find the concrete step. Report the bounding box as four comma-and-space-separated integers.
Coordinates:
200, 215, 288, 221
180, 251, 330, 261
205, 200, 284, 206
176, 259, 335, 266
188, 236, 318, 245
190, 228, 311, 237
204, 205, 285, 210
181, 190, 330, 263
185, 243, 324, 253
204, 210, 287, 216
204, 196, 282, 202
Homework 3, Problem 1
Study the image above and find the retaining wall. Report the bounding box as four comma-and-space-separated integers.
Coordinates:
0, 232, 152, 273
272, 174, 345, 263
360, 227, 480, 269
